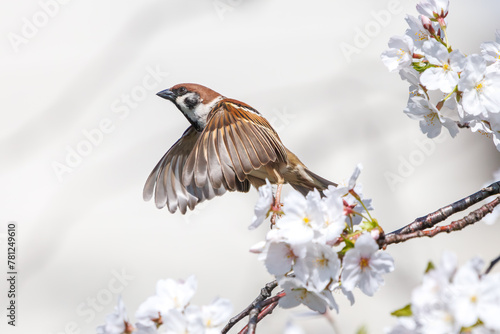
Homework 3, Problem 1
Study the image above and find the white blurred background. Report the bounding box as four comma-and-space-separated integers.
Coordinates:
1, 0, 500, 333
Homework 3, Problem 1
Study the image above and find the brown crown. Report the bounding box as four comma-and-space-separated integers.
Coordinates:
170, 83, 223, 104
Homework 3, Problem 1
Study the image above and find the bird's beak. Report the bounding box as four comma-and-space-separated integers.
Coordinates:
156, 89, 176, 101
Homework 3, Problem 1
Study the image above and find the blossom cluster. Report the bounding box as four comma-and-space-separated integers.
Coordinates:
381, 0, 500, 150
250, 165, 395, 313
386, 252, 500, 333
97, 276, 232, 334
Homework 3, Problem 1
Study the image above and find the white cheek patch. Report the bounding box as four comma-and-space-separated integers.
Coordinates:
177, 95, 223, 129
176, 94, 194, 110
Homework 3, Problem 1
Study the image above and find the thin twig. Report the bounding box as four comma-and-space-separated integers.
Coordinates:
245, 308, 259, 334
258, 291, 285, 308
387, 181, 500, 236
485, 254, 500, 275
221, 281, 278, 334
238, 292, 284, 334
238, 302, 281, 334
383, 197, 500, 246
257, 299, 280, 321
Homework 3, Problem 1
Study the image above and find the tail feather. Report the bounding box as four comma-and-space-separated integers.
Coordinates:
290, 169, 337, 197
306, 169, 337, 189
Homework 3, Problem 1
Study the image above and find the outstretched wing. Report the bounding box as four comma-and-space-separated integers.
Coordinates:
143, 126, 232, 214
182, 99, 288, 190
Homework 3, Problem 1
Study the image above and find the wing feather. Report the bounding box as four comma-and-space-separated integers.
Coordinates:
234, 121, 263, 169
214, 116, 237, 190
227, 121, 254, 173
170, 156, 190, 214
194, 130, 210, 187
154, 156, 170, 209
248, 121, 282, 162
238, 121, 272, 165
182, 140, 197, 188
144, 126, 213, 214
206, 120, 224, 189
164, 155, 179, 212
143, 153, 168, 202
145, 98, 289, 214
221, 120, 247, 182
182, 99, 288, 192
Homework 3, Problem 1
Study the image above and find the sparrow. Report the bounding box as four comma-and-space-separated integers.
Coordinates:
144, 83, 337, 214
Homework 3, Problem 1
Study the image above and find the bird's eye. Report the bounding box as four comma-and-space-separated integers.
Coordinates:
177, 87, 187, 95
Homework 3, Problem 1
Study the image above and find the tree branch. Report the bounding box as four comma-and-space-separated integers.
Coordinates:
382, 197, 500, 246
221, 281, 278, 334
386, 181, 500, 237
238, 291, 285, 334
227, 182, 500, 333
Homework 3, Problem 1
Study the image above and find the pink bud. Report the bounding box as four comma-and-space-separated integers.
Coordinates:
420, 15, 436, 35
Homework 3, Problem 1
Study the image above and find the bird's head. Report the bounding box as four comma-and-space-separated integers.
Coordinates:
157, 83, 224, 131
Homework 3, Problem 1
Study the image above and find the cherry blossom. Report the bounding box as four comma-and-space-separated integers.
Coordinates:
161, 307, 204, 334
381, 35, 415, 72
481, 30, 500, 66
420, 39, 465, 93
416, 0, 450, 21
279, 277, 338, 313
340, 233, 394, 296
451, 261, 500, 330
200, 298, 233, 334
293, 243, 341, 291
252, 165, 388, 314
387, 252, 500, 333
383, 0, 500, 151
404, 96, 458, 138
405, 15, 433, 50
96, 296, 132, 334
135, 276, 197, 327
458, 54, 500, 117
249, 179, 274, 230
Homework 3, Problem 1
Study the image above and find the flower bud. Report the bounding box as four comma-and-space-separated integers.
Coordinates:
420, 15, 436, 35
